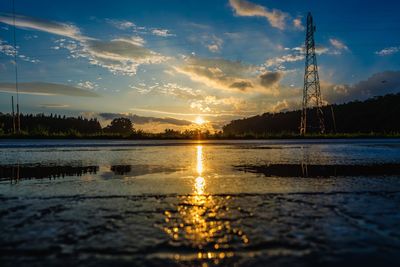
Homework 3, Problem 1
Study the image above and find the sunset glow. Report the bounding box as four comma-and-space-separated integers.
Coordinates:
1, 0, 398, 133
194, 117, 206, 125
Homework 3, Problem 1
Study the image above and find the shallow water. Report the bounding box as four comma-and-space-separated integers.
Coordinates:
1, 139, 400, 266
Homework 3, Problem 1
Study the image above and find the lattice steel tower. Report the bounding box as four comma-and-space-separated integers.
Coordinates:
300, 12, 325, 135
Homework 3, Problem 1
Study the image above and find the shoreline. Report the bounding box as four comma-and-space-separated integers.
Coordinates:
0, 133, 399, 140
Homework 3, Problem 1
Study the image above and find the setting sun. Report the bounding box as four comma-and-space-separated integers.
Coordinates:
194, 116, 206, 125
1, 0, 400, 266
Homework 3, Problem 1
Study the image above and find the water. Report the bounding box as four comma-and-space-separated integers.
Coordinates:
1, 139, 400, 266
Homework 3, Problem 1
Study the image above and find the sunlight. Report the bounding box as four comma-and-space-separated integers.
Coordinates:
195, 176, 205, 195
161, 143, 248, 263
194, 116, 206, 125
196, 145, 203, 175
195, 145, 205, 194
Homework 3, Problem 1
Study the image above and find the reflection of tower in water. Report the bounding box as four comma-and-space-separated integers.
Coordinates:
161, 145, 248, 263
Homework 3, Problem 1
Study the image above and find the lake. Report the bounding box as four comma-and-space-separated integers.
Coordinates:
1, 139, 400, 266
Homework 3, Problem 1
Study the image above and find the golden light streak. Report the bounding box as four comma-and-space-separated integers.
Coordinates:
196, 145, 203, 175
161, 144, 248, 264
194, 116, 206, 125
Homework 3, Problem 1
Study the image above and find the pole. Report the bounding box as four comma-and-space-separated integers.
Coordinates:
11, 96, 15, 134
12, 0, 20, 133
330, 105, 337, 133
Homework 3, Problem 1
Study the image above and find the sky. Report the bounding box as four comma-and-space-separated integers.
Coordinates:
1, 0, 400, 131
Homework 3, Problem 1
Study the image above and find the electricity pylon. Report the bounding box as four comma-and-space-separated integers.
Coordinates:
300, 12, 325, 135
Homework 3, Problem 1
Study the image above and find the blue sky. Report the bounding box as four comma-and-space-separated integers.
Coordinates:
1, 0, 400, 131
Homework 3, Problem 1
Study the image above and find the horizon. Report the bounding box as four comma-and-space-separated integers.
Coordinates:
1, 0, 400, 132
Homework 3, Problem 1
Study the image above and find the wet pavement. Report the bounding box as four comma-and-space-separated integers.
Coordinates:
1, 139, 400, 266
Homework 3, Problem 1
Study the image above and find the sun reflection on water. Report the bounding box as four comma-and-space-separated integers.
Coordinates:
161, 145, 249, 264
196, 145, 204, 176
195, 145, 205, 195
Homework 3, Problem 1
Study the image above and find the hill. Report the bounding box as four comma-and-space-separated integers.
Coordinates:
222, 93, 400, 136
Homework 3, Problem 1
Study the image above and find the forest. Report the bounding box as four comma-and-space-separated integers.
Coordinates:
222, 93, 400, 136
0, 93, 399, 138
0, 113, 102, 135
0, 113, 215, 138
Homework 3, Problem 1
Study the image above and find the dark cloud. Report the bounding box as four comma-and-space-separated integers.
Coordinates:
259, 72, 282, 88
175, 56, 280, 93
99, 113, 192, 126
0, 82, 98, 97
229, 81, 253, 91
323, 71, 400, 104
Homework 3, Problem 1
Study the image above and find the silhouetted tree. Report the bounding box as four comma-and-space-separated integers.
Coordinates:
103, 118, 134, 134
223, 93, 400, 135
0, 113, 102, 134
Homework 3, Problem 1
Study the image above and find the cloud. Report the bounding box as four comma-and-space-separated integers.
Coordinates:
94, 112, 209, 132
293, 17, 304, 30
151, 28, 175, 37
131, 82, 203, 100
39, 104, 70, 108
188, 33, 224, 53
112, 36, 146, 46
375, 46, 400, 56
0, 13, 168, 76
174, 56, 282, 93
189, 95, 249, 114
98, 113, 192, 126
271, 100, 290, 112
315, 45, 330, 55
229, 80, 253, 90
259, 72, 283, 87
107, 18, 175, 38
130, 81, 253, 115
77, 81, 98, 90
0, 13, 84, 40
157, 83, 202, 99
106, 19, 136, 30
228, 0, 288, 29
329, 38, 349, 51
207, 44, 220, 53
322, 71, 400, 103
0, 39, 40, 63
206, 35, 223, 53
265, 42, 341, 69
265, 54, 304, 68
56, 38, 168, 76
0, 82, 99, 97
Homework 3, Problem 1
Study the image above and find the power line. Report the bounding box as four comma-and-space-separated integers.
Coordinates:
11, 0, 20, 132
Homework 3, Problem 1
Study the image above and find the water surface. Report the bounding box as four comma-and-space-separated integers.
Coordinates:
1, 139, 400, 266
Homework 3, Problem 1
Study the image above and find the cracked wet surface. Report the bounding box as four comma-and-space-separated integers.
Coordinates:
0, 139, 400, 266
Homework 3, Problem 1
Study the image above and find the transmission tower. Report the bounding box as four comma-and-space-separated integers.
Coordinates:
300, 12, 325, 135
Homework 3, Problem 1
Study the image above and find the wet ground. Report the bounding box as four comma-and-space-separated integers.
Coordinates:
1, 139, 400, 266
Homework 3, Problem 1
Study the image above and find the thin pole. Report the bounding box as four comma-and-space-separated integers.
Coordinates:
12, 0, 20, 133
331, 105, 337, 133
11, 96, 15, 134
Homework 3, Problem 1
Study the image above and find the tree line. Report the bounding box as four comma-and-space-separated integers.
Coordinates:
222, 93, 400, 136
0, 93, 399, 138
0, 113, 102, 135
0, 114, 219, 138
0, 113, 136, 136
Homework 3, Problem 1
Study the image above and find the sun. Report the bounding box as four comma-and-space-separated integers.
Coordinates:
194, 116, 206, 125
